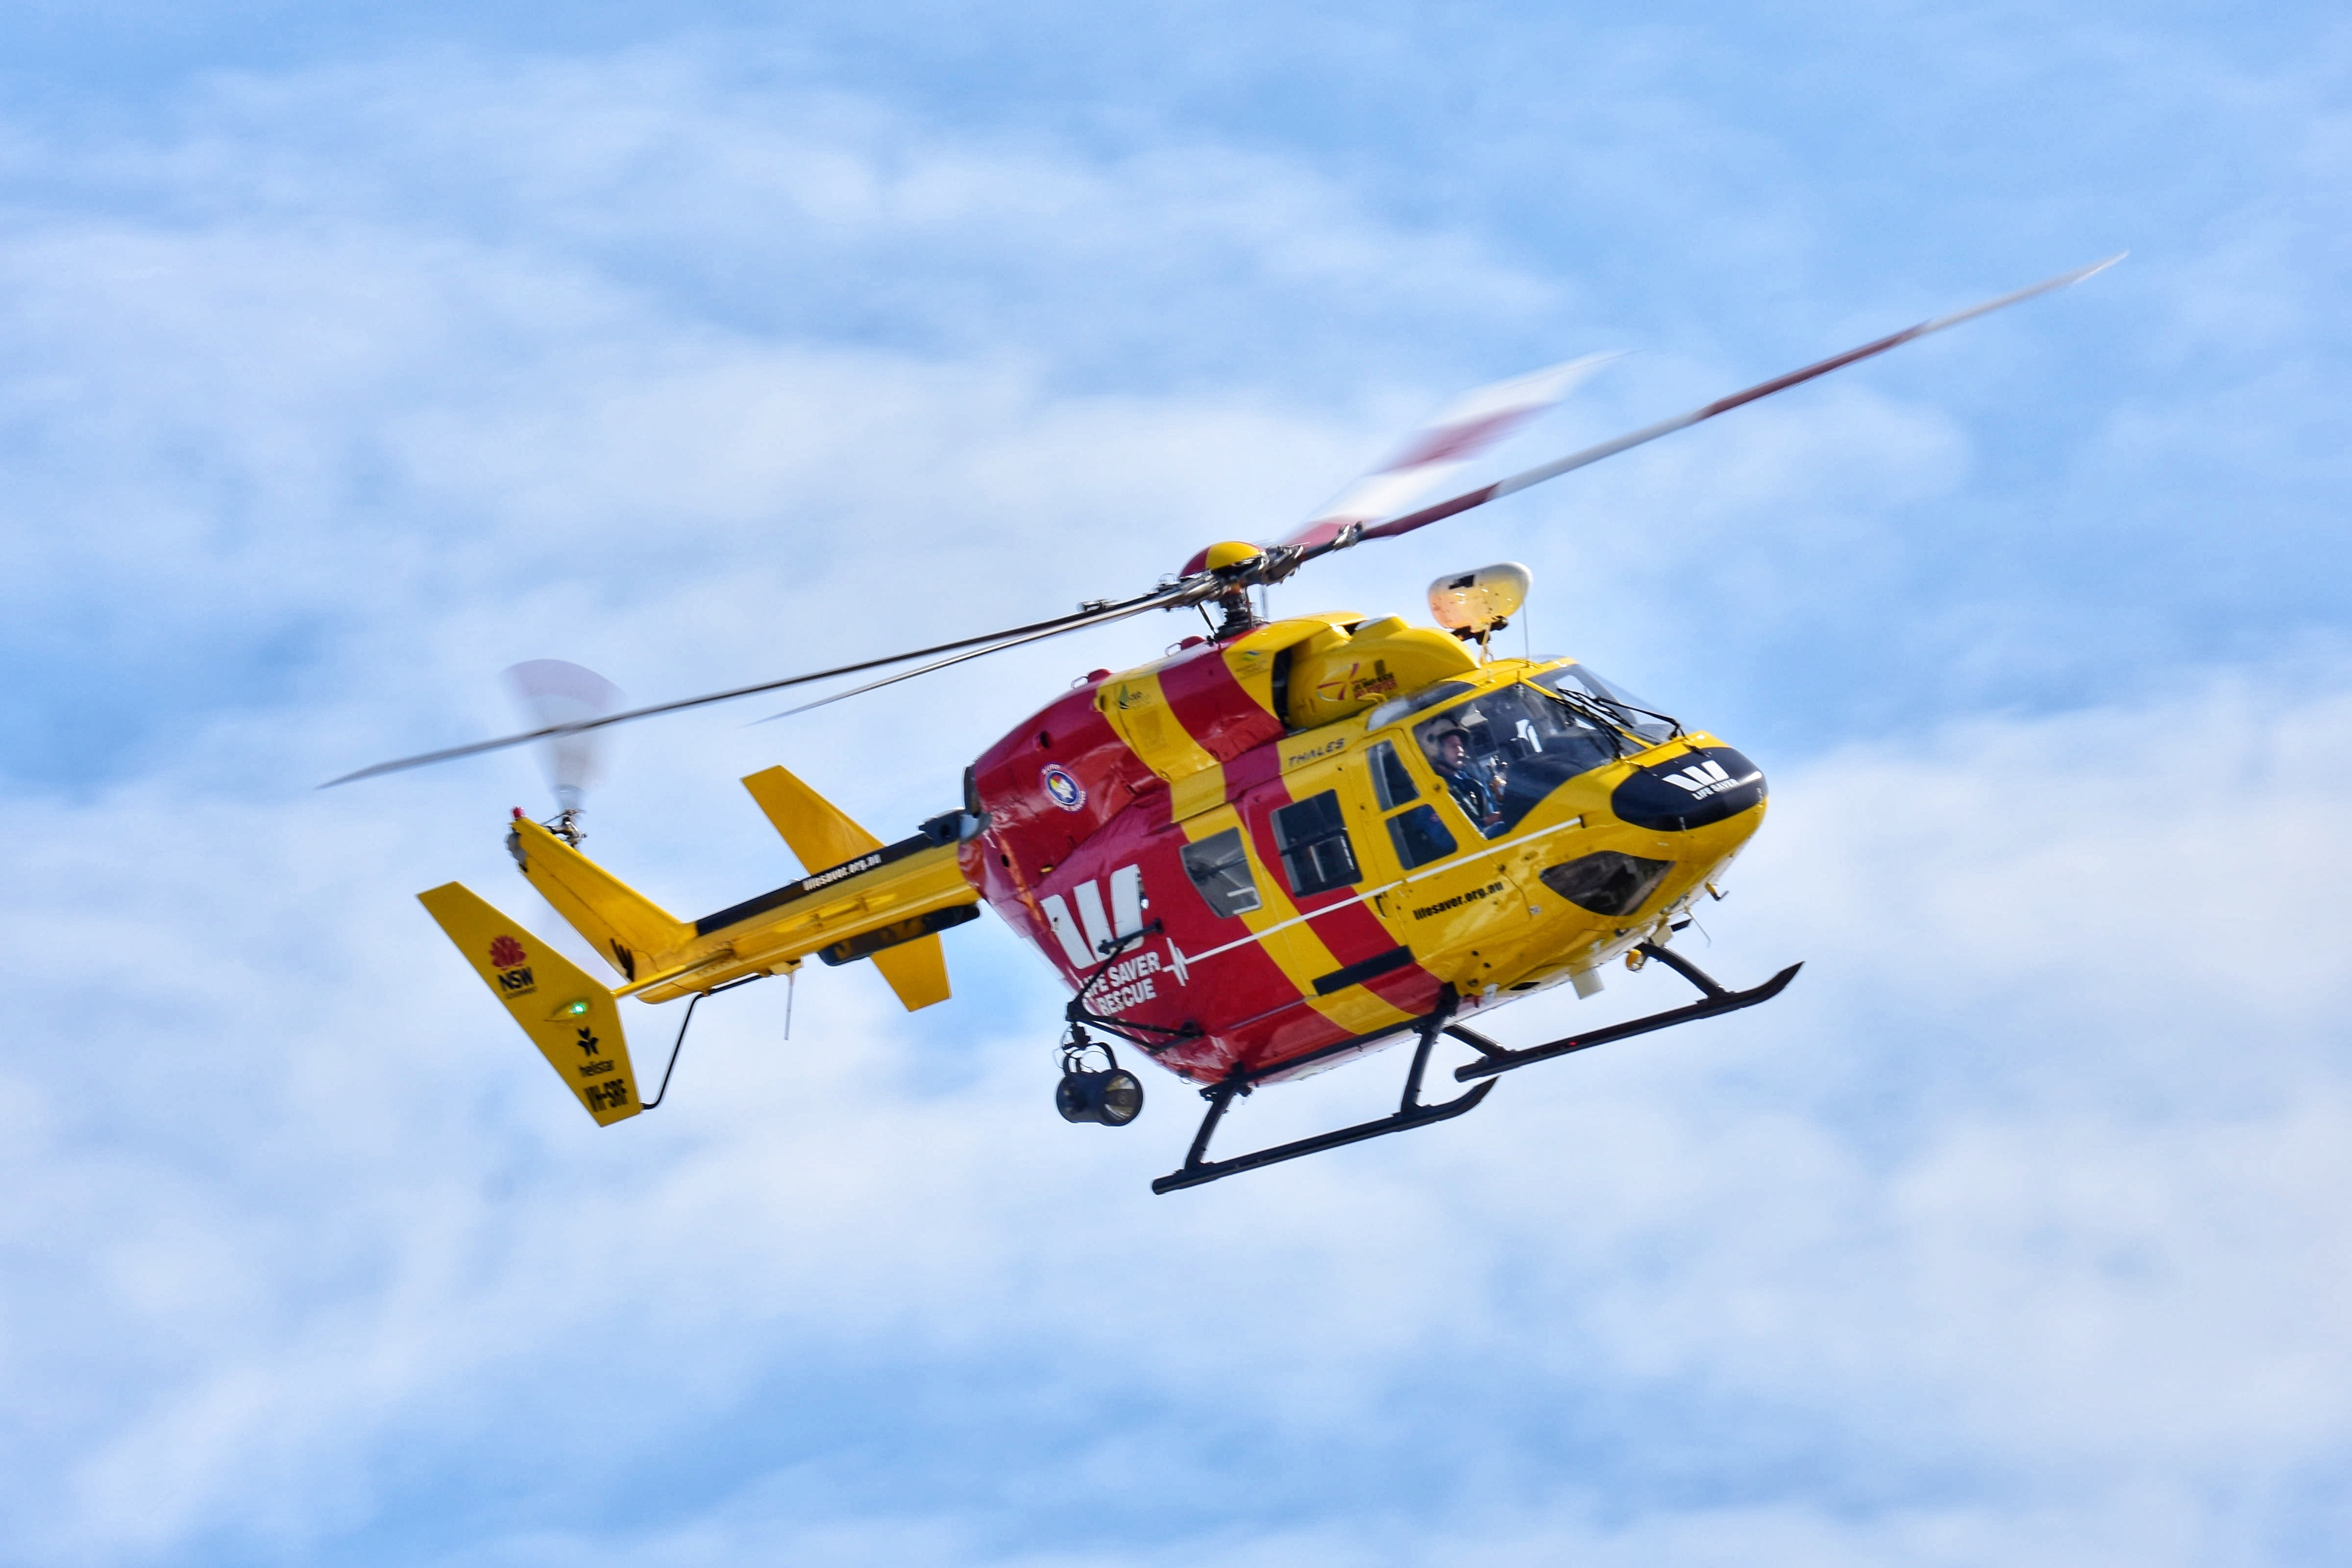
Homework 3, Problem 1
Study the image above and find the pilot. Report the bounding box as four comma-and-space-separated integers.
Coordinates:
1429, 723, 1503, 832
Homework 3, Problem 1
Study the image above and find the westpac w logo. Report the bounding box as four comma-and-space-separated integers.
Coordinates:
1662, 759, 1740, 801
1040, 866, 1145, 969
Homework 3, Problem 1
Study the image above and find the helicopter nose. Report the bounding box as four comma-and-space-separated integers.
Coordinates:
1609, 746, 1766, 832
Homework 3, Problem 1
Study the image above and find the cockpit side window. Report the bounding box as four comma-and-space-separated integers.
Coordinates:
1365, 740, 1454, 869
1180, 828, 1263, 919
1270, 789, 1360, 897
1364, 680, 1475, 733
1368, 740, 1419, 810
1413, 683, 1621, 839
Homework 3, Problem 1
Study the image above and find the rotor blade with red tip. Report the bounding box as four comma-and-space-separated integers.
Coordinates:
1278, 351, 1624, 552
1340, 255, 2123, 549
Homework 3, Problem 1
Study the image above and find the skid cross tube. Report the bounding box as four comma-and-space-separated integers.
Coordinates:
1152, 997, 1496, 1194
1452, 943, 1801, 1083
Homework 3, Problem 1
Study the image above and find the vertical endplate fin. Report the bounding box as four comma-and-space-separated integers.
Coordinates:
742, 764, 953, 1011
418, 883, 643, 1125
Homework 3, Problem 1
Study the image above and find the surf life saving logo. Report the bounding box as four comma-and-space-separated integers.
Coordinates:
1041, 764, 1086, 812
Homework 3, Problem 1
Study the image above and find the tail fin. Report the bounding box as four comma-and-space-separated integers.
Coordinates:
418, 883, 643, 1125
506, 814, 694, 983
741, 765, 951, 1011
867, 927, 952, 1011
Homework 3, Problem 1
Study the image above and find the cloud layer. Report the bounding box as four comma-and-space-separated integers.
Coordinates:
1, 16, 2348, 1566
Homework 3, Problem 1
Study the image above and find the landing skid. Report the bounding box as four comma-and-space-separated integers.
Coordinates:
1149, 944, 1800, 1194
1151, 998, 1493, 1194
1450, 942, 1801, 1084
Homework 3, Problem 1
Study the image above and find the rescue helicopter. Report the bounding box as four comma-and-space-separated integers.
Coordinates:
335, 257, 2117, 1192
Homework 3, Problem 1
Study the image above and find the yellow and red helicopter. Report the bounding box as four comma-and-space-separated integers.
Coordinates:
336, 258, 2116, 1192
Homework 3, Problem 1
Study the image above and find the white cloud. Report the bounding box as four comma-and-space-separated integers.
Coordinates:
2, 26, 2349, 1568
13, 644, 2352, 1563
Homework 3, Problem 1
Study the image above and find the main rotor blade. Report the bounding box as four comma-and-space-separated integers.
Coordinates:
1278, 351, 1625, 553
1338, 255, 2124, 549
322, 586, 1184, 788
751, 600, 1162, 725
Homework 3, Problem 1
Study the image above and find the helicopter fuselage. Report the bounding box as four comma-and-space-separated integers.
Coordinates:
392, 257, 2119, 1165
965, 612, 1768, 1086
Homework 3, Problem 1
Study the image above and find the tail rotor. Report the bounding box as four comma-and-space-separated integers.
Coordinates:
503, 659, 624, 845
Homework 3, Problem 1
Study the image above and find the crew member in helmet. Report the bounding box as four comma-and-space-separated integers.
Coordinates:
1428, 721, 1504, 834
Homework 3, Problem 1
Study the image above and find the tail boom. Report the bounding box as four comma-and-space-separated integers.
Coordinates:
618, 833, 978, 1002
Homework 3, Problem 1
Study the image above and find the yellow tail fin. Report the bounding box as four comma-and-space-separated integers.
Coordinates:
506, 814, 695, 983
418, 883, 642, 1125
741, 765, 952, 1011
868, 930, 951, 1011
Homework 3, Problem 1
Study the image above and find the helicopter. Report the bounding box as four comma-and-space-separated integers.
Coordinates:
340, 256, 2117, 1193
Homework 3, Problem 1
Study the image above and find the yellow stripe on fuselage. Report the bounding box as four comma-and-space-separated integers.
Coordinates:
1098, 668, 1227, 818
1177, 805, 1419, 1040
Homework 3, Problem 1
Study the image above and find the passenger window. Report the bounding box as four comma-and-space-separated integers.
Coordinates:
1385, 804, 1457, 870
1368, 740, 1419, 810
1270, 790, 1360, 897
1180, 828, 1263, 918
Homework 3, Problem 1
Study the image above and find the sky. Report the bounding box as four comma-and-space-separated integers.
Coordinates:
2, 2, 2349, 1564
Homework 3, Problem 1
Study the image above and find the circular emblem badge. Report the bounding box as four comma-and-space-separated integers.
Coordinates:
1041, 764, 1086, 812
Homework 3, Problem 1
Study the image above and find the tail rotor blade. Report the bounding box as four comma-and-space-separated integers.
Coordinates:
505, 660, 624, 813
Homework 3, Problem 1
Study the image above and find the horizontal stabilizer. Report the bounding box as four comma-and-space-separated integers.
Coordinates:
419, 882, 643, 1125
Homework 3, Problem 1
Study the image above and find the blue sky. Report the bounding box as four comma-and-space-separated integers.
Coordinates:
3, 4, 2350, 1564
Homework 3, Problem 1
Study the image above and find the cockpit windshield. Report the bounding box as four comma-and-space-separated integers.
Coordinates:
1532, 663, 1680, 745
1411, 683, 1622, 839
